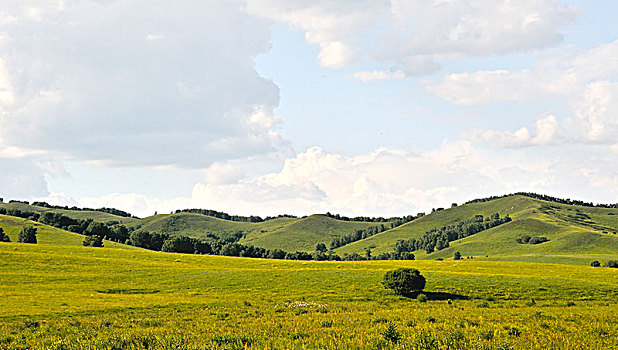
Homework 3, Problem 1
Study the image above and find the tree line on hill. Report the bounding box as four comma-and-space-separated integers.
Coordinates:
390, 213, 512, 255
330, 224, 388, 249
322, 212, 421, 224
466, 192, 618, 209
174, 208, 297, 223
0, 198, 135, 218
329, 213, 426, 249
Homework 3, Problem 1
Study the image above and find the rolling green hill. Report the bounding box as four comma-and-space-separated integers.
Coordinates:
0, 202, 136, 224
241, 214, 385, 251
126, 213, 382, 252
335, 195, 618, 264
1, 194, 617, 264
0, 214, 133, 249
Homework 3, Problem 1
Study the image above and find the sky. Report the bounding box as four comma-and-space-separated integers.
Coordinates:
0, 0, 617, 218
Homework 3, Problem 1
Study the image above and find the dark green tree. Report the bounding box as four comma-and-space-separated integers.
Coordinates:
128, 230, 152, 249
84, 221, 111, 238
453, 251, 461, 260
17, 226, 37, 244
590, 260, 601, 267
315, 242, 327, 252
83, 235, 104, 247
161, 236, 195, 254
0, 228, 10, 242
382, 268, 426, 297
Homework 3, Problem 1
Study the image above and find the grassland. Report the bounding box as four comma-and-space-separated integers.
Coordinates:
0, 241, 617, 349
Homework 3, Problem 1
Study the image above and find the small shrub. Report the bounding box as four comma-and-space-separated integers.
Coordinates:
417, 294, 428, 303
426, 316, 436, 323
590, 260, 601, 267
506, 326, 521, 337
453, 251, 461, 260
320, 320, 333, 328
22, 320, 40, 329
382, 268, 426, 297
603, 260, 618, 268
382, 323, 401, 343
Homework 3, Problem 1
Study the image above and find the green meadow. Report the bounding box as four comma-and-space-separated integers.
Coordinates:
1, 241, 617, 349
1, 194, 617, 349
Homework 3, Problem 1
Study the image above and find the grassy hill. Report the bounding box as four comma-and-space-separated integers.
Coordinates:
2, 194, 617, 264
241, 214, 384, 252
335, 195, 618, 264
0, 202, 136, 224
0, 242, 616, 349
0, 214, 132, 249
125, 213, 382, 252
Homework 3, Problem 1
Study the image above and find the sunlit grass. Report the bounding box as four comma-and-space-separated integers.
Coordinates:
1, 242, 616, 349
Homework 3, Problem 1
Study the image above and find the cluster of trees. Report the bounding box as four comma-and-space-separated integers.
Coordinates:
0, 208, 131, 246
83, 235, 103, 247
323, 212, 422, 227
17, 227, 37, 244
0, 208, 40, 221
29, 200, 134, 217
328, 212, 427, 250
0, 226, 39, 244
516, 235, 549, 244
329, 225, 388, 249
174, 209, 297, 223
466, 192, 618, 209
392, 213, 512, 255
29, 212, 131, 243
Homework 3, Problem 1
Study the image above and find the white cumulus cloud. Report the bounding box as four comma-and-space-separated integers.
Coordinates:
0, 0, 286, 168
244, 0, 575, 76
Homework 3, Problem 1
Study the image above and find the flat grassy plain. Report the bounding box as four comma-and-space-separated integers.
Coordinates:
1, 242, 617, 349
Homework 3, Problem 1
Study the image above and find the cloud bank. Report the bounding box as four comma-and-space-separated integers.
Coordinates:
0, 0, 286, 168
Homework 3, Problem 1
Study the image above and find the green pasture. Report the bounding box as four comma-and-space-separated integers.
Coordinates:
1, 241, 617, 349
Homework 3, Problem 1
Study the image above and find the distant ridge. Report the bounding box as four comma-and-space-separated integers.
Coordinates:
466, 192, 618, 209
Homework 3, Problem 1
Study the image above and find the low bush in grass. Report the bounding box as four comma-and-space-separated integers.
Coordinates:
382, 268, 426, 298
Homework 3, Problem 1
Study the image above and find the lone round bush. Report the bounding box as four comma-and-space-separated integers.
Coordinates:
382, 268, 426, 297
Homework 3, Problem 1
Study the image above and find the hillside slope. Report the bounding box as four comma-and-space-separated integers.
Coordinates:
335, 195, 618, 264
242, 214, 385, 252
0, 202, 135, 224
0, 214, 132, 249
126, 213, 384, 252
